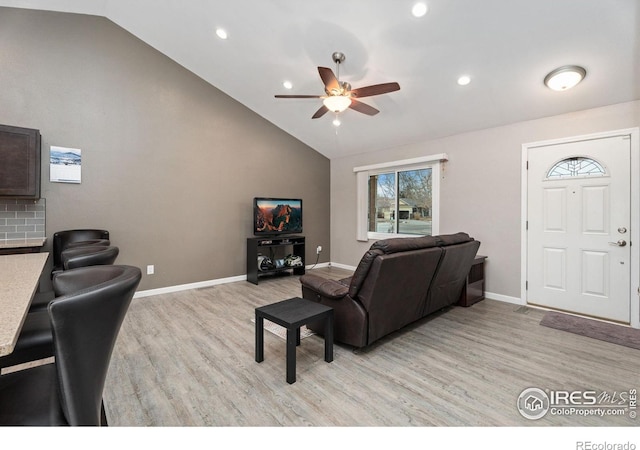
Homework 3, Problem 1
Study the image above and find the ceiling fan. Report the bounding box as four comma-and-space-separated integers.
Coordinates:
275, 52, 400, 119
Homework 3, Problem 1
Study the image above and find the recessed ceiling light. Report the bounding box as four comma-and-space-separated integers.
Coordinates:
544, 65, 586, 91
283, 80, 293, 90
215, 28, 228, 40
412, 2, 428, 17
457, 75, 471, 86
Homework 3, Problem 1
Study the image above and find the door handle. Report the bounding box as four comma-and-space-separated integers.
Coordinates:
608, 239, 627, 247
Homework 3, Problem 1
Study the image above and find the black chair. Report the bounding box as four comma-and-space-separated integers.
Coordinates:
51, 229, 110, 277
31, 245, 120, 313
3, 257, 119, 370
61, 245, 119, 270
0, 265, 141, 426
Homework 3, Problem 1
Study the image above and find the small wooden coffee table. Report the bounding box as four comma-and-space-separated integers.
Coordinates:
255, 297, 333, 384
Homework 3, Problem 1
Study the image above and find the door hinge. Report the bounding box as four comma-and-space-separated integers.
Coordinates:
526, 161, 529, 170
526, 281, 528, 290
526, 221, 528, 230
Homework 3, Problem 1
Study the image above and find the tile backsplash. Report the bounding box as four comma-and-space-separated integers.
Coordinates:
0, 198, 46, 240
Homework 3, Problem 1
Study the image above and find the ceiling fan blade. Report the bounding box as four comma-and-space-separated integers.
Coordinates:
312, 105, 329, 119
350, 82, 400, 98
275, 95, 323, 98
349, 99, 379, 116
318, 67, 340, 94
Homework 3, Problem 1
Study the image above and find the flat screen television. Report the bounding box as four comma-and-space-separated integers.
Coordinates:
253, 197, 302, 236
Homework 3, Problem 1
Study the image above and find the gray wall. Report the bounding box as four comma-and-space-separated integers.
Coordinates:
331, 100, 640, 299
0, 7, 330, 291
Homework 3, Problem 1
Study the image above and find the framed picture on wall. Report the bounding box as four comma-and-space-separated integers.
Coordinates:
50, 146, 81, 183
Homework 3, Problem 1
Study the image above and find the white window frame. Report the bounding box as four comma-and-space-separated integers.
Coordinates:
354, 154, 448, 242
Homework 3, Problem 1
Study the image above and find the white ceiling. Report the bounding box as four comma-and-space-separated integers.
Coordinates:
1, 0, 639, 159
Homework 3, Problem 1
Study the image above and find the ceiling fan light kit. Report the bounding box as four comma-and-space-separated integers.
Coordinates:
275, 51, 401, 120
544, 65, 586, 91
323, 95, 351, 113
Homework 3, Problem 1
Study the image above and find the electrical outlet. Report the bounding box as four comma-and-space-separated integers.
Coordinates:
316, 245, 322, 254
147, 265, 154, 275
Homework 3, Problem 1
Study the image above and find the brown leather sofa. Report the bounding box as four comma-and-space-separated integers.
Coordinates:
299, 232, 480, 348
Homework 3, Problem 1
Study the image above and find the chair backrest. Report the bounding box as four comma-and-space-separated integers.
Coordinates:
48, 265, 141, 426
52, 229, 110, 267
61, 245, 119, 270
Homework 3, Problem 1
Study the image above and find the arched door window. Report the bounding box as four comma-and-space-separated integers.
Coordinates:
546, 157, 606, 179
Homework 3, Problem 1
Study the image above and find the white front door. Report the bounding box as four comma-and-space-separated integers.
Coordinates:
526, 135, 631, 323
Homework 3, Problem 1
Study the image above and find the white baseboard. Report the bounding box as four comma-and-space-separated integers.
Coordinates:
328, 262, 357, 271
134, 263, 332, 299
134, 265, 525, 309
134, 274, 246, 298
485, 291, 525, 305
305, 262, 331, 270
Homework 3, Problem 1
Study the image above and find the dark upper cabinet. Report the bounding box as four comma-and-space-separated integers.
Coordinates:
0, 124, 41, 199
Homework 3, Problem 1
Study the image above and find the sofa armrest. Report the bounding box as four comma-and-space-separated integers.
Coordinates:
300, 274, 349, 300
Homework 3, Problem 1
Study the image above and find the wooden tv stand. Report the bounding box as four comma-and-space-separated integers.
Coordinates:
246, 236, 305, 285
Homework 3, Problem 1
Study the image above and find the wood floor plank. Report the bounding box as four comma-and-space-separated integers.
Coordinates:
103, 267, 640, 426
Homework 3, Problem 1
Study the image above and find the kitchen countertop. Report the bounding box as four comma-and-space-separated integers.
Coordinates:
0, 252, 49, 357
0, 237, 47, 249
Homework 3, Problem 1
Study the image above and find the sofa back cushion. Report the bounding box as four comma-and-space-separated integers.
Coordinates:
348, 235, 441, 297
348, 248, 384, 298
434, 232, 473, 247
356, 246, 443, 345
370, 235, 440, 253
424, 239, 480, 314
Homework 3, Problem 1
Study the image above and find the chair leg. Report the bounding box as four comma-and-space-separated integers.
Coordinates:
100, 400, 108, 426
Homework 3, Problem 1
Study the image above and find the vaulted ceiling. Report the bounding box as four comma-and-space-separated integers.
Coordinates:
1, 0, 638, 159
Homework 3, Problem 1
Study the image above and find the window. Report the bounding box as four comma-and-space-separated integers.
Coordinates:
546, 157, 606, 179
354, 154, 447, 241
368, 168, 433, 235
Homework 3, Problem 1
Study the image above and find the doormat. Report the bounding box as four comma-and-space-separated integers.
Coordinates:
540, 311, 640, 350
251, 318, 315, 341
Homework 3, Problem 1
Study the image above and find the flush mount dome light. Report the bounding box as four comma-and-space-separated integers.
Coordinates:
544, 65, 586, 91
323, 95, 352, 113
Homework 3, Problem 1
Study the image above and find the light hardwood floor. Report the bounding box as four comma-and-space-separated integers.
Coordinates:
103, 266, 640, 427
